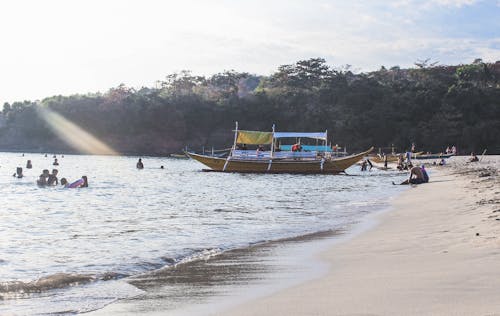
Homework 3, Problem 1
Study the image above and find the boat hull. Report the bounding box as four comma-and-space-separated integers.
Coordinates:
414, 153, 454, 160
186, 148, 373, 174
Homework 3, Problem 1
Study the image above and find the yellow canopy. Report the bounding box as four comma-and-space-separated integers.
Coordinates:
236, 130, 273, 145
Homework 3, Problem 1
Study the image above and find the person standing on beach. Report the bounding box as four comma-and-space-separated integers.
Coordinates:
405, 150, 412, 165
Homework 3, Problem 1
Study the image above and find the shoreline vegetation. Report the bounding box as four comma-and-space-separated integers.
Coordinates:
1, 58, 499, 156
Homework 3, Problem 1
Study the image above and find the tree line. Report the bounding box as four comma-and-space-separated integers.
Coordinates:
1, 58, 499, 155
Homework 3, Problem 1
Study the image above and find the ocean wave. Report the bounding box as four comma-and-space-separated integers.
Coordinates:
0, 273, 96, 295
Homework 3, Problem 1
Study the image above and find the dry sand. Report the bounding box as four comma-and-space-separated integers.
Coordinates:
217, 156, 500, 315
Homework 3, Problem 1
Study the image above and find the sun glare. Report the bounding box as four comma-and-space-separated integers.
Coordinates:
37, 107, 118, 156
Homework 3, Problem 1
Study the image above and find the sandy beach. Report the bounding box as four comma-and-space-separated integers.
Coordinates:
217, 157, 500, 316
87, 157, 500, 316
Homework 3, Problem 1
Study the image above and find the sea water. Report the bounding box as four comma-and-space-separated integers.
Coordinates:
0, 152, 407, 314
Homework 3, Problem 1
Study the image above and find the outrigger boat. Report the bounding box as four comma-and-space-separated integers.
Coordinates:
186, 122, 373, 174
414, 153, 455, 160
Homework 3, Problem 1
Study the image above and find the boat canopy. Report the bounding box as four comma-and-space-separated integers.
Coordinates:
273, 132, 327, 140
236, 130, 273, 145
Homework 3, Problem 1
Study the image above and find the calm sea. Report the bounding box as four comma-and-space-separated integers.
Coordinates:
0, 152, 407, 314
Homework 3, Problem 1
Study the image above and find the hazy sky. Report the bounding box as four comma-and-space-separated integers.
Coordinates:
1, 0, 499, 104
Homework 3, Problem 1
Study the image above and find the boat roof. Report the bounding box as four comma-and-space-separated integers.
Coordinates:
273, 132, 326, 140
236, 130, 327, 144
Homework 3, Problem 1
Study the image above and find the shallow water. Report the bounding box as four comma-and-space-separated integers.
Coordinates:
0, 152, 407, 314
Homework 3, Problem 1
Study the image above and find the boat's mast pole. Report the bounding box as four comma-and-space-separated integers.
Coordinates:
231, 121, 238, 156
270, 124, 275, 158
325, 129, 328, 151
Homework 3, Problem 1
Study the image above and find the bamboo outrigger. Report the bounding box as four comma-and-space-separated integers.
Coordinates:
186, 122, 373, 174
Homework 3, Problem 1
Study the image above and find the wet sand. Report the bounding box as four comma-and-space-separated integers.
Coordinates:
90, 156, 500, 315
218, 156, 500, 315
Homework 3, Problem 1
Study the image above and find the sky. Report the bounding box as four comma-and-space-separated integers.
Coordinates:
0, 0, 499, 104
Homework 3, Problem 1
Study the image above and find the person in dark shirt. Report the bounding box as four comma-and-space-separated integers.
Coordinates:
47, 169, 59, 186
136, 158, 144, 169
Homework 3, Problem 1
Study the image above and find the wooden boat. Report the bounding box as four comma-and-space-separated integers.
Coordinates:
368, 154, 399, 164
170, 153, 188, 159
186, 123, 373, 174
414, 153, 454, 160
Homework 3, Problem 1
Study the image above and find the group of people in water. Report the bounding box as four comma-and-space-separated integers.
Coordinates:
12, 155, 89, 188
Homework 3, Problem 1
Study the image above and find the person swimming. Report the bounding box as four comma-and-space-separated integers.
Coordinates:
26, 160, 32, 169
53, 158, 59, 166
67, 176, 89, 188
60, 178, 69, 188
13, 167, 23, 178
47, 169, 59, 186
37, 169, 50, 186
136, 158, 144, 169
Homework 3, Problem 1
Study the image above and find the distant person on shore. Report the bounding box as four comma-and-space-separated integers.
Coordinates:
37, 169, 50, 186
451, 145, 457, 155
469, 152, 479, 163
445, 146, 451, 154
26, 160, 32, 169
136, 158, 144, 169
405, 150, 412, 165
53, 158, 59, 166
398, 166, 427, 185
361, 160, 367, 171
13, 167, 23, 178
397, 154, 404, 171
384, 154, 388, 169
47, 169, 59, 186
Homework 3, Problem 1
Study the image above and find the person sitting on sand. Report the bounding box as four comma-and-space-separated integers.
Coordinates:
53, 158, 59, 166
47, 169, 59, 186
26, 160, 32, 169
469, 152, 479, 163
399, 166, 426, 185
136, 158, 144, 169
13, 167, 23, 178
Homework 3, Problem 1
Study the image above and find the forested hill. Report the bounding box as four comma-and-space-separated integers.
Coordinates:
1, 58, 499, 155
